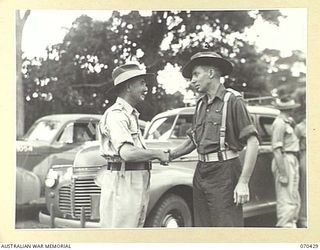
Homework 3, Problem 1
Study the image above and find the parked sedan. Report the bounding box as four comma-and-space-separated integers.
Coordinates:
39, 105, 279, 227
16, 114, 101, 206
16, 114, 147, 207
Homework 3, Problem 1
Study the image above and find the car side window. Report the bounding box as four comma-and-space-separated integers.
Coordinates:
57, 122, 97, 144
259, 116, 276, 143
171, 115, 193, 139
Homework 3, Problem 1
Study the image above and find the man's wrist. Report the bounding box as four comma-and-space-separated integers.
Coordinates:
238, 175, 250, 184
168, 149, 177, 161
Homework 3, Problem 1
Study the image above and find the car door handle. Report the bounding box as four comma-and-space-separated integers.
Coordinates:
178, 156, 198, 161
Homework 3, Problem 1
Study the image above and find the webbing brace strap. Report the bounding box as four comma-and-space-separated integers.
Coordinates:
220, 92, 232, 155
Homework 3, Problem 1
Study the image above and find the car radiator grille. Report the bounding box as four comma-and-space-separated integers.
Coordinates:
59, 185, 72, 216
73, 178, 101, 219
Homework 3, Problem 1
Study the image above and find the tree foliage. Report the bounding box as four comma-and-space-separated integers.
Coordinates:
22, 10, 306, 130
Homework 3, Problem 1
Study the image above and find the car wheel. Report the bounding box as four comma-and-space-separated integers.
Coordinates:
145, 193, 192, 227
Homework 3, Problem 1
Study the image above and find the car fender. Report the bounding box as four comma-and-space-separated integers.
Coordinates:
16, 167, 41, 205
147, 163, 194, 215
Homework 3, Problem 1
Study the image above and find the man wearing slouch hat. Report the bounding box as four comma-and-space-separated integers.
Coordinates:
95, 62, 169, 228
271, 96, 301, 227
169, 51, 259, 227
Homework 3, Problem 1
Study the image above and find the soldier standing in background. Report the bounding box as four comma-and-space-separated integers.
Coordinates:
271, 96, 301, 228
295, 117, 307, 228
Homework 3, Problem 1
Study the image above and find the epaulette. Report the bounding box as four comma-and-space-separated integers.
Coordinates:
109, 102, 124, 112
226, 88, 242, 97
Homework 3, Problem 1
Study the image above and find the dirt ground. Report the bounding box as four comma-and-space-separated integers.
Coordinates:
15, 204, 50, 229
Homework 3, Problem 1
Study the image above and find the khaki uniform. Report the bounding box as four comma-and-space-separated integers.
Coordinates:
95, 97, 150, 228
295, 119, 307, 227
271, 114, 300, 227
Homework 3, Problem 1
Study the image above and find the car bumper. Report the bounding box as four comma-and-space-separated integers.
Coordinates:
244, 201, 276, 218
39, 211, 100, 228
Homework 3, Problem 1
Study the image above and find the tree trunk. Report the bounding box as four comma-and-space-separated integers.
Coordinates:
16, 10, 30, 137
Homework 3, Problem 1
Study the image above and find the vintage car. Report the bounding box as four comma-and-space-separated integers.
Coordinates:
39, 105, 279, 227
16, 114, 148, 207
16, 114, 102, 206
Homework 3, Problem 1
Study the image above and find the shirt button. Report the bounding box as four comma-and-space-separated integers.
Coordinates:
206, 109, 209, 112
215, 109, 220, 113
213, 122, 218, 125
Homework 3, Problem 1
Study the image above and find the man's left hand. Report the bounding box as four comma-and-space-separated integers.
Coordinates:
233, 182, 250, 206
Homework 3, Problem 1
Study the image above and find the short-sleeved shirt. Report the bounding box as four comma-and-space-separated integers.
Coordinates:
98, 97, 146, 157
271, 114, 299, 152
294, 119, 306, 151
190, 84, 258, 154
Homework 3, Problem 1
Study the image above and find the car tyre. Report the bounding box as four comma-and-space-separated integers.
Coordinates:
145, 193, 192, 227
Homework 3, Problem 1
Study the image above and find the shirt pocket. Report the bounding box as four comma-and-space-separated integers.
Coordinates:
203, 112, 222, 144
128, 117, 139, 138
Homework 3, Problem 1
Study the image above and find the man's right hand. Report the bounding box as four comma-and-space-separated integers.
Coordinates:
279, 174, 289, 185
158, 150, 170, 165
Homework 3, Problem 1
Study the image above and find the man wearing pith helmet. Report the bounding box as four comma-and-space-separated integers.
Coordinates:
95, 62, 169, 228
169, 51, 260, 227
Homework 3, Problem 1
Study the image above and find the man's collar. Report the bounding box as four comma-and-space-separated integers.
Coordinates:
200, 84, 226, 103
279, 113, 292, 123
215, 84, 226, 100
116, 97, 138, 115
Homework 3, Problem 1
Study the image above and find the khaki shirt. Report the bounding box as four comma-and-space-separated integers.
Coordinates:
98, 97, 146, 158
190, 85, 258, 154
271, 114, 299, 152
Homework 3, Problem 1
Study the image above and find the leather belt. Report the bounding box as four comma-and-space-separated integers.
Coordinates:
107, 161, 151, 171
198, 150, 238, 162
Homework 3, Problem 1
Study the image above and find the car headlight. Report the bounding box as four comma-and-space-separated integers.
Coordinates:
45, 169, 58, 188
45, 178, 56, 188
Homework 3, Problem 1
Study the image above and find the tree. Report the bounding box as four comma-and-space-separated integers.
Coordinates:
16, 10, 30, 137
23, 10, 286, 127
262, 49, 306, 94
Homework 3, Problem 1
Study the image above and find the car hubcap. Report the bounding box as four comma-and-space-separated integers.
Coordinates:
162, 210, 184, 228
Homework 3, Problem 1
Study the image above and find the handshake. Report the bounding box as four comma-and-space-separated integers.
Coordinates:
157, 149, 172, 166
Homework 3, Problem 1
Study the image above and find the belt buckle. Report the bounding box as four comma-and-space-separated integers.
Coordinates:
217, 151, 223, 162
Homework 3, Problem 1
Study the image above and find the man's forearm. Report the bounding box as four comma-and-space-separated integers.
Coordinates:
273, 148, 286, 175
119, 144, 163, 162
170, 138, 196, 160
238, 136, 259, 184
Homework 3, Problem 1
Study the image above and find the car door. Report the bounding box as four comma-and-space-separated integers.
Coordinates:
243, 114, 277, 217
33, 120, 99, 185
169, 114, 198, 169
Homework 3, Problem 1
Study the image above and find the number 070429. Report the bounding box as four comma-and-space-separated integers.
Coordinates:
300, 244, 319, 249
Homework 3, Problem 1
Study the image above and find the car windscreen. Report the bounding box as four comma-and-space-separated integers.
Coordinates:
146, 116, 176, 140
23, 120, 61, 142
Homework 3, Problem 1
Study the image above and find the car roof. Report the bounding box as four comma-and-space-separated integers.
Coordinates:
36, 114, 102, 123
151, 105, 279, 120
247, 105, 280, 116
